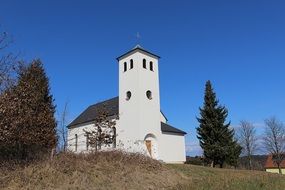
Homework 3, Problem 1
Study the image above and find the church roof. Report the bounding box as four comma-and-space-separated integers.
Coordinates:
67, 97, 186, 135
161, 122, 187, 135
67, 97, 119, 127
116, 46, 160, 61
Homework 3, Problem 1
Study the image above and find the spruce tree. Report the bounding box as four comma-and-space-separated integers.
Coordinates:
16, 59, 57, 158
0, 59, 57, 160
226, 139, 242, 168
197, 80, 240, 168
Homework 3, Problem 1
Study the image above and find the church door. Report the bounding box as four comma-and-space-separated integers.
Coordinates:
145, 140, 152, 157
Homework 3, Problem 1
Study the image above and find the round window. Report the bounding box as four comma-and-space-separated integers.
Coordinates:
146, 90, 152, 100
126, 91, 131, 100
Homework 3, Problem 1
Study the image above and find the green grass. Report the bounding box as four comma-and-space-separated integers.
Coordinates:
168, 164, 285, 190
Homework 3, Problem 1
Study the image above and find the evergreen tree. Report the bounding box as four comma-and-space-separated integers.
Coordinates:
17, 60, 57, 157
226, 138, 242, 168
0, 59, 57, 160
197, 80, 240, 168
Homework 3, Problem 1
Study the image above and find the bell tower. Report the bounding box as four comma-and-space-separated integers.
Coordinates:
116, 46, 161, 154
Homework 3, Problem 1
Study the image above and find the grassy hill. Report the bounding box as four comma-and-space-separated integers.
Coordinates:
170, 164, 285, 190
1, 151, 284, 190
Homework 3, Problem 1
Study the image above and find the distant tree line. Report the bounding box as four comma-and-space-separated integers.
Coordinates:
196, 80, 285, 174
185, 155, 268, 171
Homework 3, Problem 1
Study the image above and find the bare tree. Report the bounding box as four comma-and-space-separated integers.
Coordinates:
84, 105, 117, 151
237, 120, 258, 170
263, 117, 285, 174
0, 30, 18, 93
58, 102, 69, 152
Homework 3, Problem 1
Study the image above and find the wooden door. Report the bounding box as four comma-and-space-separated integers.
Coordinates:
145, 140, 152, 157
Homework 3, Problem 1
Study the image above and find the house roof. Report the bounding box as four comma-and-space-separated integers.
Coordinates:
116, 46, 160, 61
67, 97, 186, 135
264, 154, 285, 168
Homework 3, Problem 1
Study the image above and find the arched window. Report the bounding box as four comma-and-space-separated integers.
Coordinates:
150, 61, 153, 71
75, 134, 78, 152
126, 91, 132, 100
124, 62, 127, 72
130, 59, 133, 69
146, 90, 152, 100
143, 59, 146, 69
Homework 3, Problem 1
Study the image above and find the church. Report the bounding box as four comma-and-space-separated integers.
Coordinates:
67, 46, 186, 163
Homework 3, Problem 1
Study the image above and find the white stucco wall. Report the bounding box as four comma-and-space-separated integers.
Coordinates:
67, 48, 186, 163
67, 121, 117, 153
117, 50, 161, 156
67, 122, 94, 153
266, 168, 285, 174
68, 120, 186, 163
160, 112, 167, 123
159, 132, 186, 163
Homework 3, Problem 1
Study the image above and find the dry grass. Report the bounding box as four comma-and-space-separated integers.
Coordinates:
169, 164, 285, 190
1, 151, 285, 190
0, 151, 181, 190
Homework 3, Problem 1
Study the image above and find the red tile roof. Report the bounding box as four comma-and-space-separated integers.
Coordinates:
264, 154, 285, 168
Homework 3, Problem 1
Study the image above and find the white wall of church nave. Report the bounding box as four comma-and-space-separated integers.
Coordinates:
67, 123, 94, 152
158, 132, 186, 163
67, 121, 118, 153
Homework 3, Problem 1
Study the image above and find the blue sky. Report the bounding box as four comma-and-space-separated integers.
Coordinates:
1, 0, 285, 155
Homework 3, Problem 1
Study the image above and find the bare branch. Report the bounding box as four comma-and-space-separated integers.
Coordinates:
263, 117, 285, 174
57, 101, 69, 152
83, 104, 118, 151
0, 29, 18, 93
0, 31, 12, 50
237, 120, 258, 170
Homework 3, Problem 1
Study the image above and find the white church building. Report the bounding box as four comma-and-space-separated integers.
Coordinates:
67, 46, 186, 163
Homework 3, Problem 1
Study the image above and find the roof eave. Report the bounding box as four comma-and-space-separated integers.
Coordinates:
162, 130, 187, 135
161, 122, 187, 135
116, 47, 160, 61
